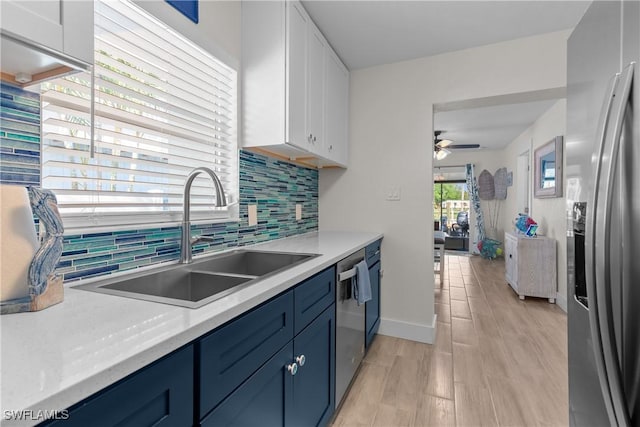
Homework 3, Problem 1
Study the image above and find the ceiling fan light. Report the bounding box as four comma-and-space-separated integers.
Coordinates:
435, 148, 451, 160
437, 139, 453, 148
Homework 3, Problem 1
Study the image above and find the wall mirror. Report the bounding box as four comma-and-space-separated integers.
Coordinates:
534, 135, 563, 198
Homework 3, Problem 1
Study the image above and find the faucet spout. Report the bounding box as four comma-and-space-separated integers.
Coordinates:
181, 167, 228, 264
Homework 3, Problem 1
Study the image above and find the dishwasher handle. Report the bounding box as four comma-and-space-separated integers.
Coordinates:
338, 268, 357, 282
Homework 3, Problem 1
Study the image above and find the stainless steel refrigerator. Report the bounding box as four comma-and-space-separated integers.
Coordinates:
567, 0, 640, 425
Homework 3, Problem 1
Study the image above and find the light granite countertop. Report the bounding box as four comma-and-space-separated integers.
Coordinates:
0, 231, 382, 425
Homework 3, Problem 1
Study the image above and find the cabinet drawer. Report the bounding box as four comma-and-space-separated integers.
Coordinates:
198, 291, 294, 418
294, 267, 335, 335
365, 240, 381, 266
49, 345, 194, 427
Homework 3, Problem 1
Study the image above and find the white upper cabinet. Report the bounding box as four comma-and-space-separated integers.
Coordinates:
323, 48, 349, 167
1, 1, 64, 52
242, 0, 349, 168
1, 0, 93, 86
306, 22, 326, 156
285, 1, 308, 151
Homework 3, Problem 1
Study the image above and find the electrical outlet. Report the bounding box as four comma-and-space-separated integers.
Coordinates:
248, 204, 258, 226
296, 204, 302, 220
385, 186, 401, 201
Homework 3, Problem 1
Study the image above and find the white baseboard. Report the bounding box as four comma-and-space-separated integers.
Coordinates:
555, 291, 567, 312
378, 314, 438, 344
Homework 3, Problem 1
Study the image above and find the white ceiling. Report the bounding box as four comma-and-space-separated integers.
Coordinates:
434, 99, 558, 151
302, 1, 590, 70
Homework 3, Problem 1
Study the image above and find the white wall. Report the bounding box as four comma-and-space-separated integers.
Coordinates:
134, 1, 241, 67
502, 99, 568, 310
319, 30, 570, 343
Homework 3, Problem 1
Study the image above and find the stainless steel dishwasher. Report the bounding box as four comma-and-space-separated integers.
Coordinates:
335, 249, 366, 408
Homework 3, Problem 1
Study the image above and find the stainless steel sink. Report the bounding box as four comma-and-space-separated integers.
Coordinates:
190, 250, 317, 277
73, 250, 319, 308
102, 270, 252, 302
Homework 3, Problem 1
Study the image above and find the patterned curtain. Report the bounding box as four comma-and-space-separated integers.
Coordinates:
466, 164, 485, 252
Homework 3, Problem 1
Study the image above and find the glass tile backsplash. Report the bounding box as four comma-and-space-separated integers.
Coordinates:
0, 82, 318, 283
0, 82, 41, 185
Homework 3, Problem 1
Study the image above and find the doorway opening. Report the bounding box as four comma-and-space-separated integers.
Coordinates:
434, 166, 469, 252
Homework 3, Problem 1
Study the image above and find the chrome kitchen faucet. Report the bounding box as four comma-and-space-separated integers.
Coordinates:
180, 167, 227, 264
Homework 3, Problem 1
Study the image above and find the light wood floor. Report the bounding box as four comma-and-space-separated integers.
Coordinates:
332, 254, 568, 427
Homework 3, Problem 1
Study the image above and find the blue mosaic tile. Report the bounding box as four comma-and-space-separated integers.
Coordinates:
53, 151, 318, 282
0, 83, 41, 186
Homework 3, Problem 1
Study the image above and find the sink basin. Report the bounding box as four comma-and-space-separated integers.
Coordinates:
73, 250, 319, 308
190, 250, 317, 276
102, 270, 252, 303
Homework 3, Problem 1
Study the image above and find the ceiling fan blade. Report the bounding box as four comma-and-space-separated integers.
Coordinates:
448, 144, 480, 149
436, 139, 453, 148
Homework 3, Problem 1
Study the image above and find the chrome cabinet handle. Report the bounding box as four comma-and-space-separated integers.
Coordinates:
313, 136, 317, 142
295, 354, 306, 366
329, 145, 333, 151
287, 363, 298, 376
592, 62, 634, 427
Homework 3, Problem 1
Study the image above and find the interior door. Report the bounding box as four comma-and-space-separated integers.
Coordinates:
516, 151, 530, 215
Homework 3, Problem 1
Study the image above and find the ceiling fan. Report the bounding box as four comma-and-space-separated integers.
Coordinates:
433, 130, 480, 160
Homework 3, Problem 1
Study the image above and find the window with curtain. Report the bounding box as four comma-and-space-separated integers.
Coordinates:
39, 0, 238, 231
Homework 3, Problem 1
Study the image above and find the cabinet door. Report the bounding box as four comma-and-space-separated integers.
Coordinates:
366, 262, 381, 348
62, 0, 93, 63
285, 1, 308, 149
324, 48, 349, 165
291, 305, 336, 427
201, 343, 294, 427
1, 0, 64, 51
504, 235, 516, 284
49, 346, 194, 427
306, 22, 325, 155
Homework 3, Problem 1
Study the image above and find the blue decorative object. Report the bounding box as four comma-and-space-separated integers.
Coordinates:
478, 238, 501, 259
166, 0, 199, 24
515, 213, 538, 237
27, 187, 64, 295
466, 164, 486, 248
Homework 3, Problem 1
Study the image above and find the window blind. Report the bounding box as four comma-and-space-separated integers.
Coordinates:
40, 0, 238, 230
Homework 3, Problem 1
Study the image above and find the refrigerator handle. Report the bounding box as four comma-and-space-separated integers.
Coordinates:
594, 62, 635, 427
585, 71, 620, 426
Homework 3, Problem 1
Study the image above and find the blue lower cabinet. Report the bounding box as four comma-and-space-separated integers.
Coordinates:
291, 304, 336, 427
46, 345, 194, 427
365, 262, 381, 348
365, 240, 381, 266
200, 342, 294, 427
201, 305, 336, 427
